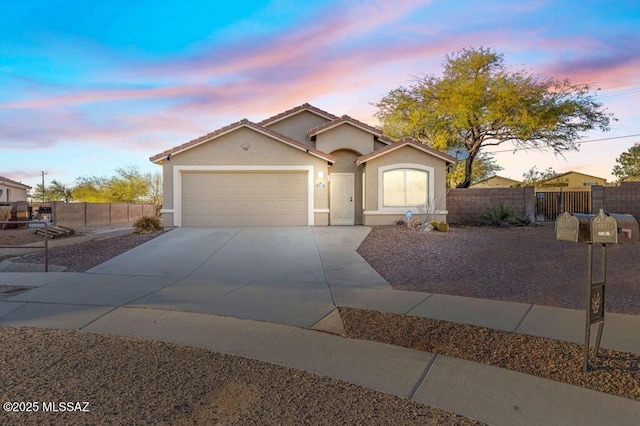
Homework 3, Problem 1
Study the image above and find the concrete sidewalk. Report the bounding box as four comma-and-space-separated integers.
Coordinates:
1, 226, 639, 424
2, 277, 639, 425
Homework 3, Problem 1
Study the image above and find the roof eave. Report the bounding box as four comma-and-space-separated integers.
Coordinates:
149, 121, 336, 165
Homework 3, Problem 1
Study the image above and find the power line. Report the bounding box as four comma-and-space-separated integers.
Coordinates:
485, 133, 640, 154
596, 88, 640, 99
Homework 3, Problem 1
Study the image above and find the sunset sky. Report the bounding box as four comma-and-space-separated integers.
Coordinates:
2, 0, 639, 191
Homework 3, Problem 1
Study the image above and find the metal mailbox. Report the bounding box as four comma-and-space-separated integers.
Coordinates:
555, 209, 639, 371
555, 212, 594, 243
590, 209, 639, 244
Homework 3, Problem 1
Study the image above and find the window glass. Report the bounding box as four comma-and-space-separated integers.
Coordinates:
383, 169, 428, 207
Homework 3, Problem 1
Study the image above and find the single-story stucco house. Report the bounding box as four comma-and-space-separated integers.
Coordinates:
0, 175, 31, 202
150, 103, 455, 227
470, 175, 522, 188
535, 171, 607, 192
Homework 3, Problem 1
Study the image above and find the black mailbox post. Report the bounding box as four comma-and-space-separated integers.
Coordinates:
555, 209, 640, 372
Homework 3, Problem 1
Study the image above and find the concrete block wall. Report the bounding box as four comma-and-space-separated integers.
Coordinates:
85, 203, 111, 227
446, 186, 535, 224
592, 182, 640, 220
110, 204, 129, 225
53, 202, 156, 228
52, 203, 85, 227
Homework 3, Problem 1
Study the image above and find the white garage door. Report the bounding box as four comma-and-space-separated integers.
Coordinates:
181, 171, 309, 226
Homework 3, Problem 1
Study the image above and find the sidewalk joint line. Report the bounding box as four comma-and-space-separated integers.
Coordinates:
403, 293, 434, 315
311, 228, 337, 307
186, 227, 244, 278
408, 353, 439, 401
79, 306, 120, 331
513, 304, 535, 332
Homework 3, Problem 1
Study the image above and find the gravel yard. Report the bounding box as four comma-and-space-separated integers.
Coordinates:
0, 327, 480, 426
357, 224, 640, 314
341, 308, 640, 402
11, 231, 164, 271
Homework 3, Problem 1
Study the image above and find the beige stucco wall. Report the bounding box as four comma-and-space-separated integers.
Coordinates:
471, 176, 521, 188
161, 127, 330, 227
315, 125, 376, 156
0, 184, 28, 202
362, 145, 449, 226
537, 173, 606, 192
314, 212, 329, 226
265, 110, 330, 146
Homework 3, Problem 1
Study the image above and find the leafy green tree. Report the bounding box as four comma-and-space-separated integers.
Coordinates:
72, 176, 110, 202
71, 166, 162, 208
612, 143, 640, 182
106, 166, 149, 203
447, 152, 502, 188
48, 179, 73, 202
29, 180, 72, 202
30, 184, 46, 203
375, 47, 614, 187
143, 171, 163, 214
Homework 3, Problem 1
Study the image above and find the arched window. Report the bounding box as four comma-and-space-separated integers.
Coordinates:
382, 168, 428, 207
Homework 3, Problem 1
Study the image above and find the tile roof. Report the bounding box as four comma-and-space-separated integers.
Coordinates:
355, 137, 456, 166
307, 115, 383, 138
376, 135, 394, 145
149, 119, 336, 164
259, 103, 339, 126
0, 175, 31, 189
538, 170, 606, 183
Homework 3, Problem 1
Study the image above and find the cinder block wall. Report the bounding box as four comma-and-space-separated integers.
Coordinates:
110, 204, 129, 224
446, 186, 535, 224
592, 182, 640, 220
85, 203, 111, 227
53, 202, 156, 228
52, 203, 86, 227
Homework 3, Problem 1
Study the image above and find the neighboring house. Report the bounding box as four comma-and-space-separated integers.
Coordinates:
150, 103, 455, 227
0, 175, 31, 202
535, 171, 607, 192
470, 175, 522, 188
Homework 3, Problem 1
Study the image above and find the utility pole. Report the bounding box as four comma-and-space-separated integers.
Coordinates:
41, 170, 47, 203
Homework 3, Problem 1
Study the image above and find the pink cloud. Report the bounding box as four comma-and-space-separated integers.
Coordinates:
1, 170, 40, 185
3, 0, 638, 157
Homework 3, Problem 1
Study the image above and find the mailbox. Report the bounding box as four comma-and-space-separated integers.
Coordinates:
590, 209, 640, 244
555, 212, 594, 243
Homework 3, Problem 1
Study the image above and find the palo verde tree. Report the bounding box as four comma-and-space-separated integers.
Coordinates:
375, 47, 614, 187
446, 152, 502, 188
72, 166, 162, 207
612, 143, 640, 182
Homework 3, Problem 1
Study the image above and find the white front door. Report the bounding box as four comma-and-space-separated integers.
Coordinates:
330, 173, 354, 225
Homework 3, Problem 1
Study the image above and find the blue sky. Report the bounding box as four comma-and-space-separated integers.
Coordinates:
2, 0, 639, 190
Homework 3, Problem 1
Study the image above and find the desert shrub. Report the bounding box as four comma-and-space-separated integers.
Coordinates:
482, 202, 530, 227
395, 218, 406, 226
510, 213, 531, 226
436, 221, 450, 232
133, 215, 162, 234
429, 220, 439, 229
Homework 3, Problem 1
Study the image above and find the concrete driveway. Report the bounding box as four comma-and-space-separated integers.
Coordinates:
3, 227, 393, 328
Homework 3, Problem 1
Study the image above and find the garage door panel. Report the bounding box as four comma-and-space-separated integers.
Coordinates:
181, 171, 308, 226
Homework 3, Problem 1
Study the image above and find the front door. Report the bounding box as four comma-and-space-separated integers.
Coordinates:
330, 173, 354, 225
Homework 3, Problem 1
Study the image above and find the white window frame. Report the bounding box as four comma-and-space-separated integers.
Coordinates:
377, 163, 436, 214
